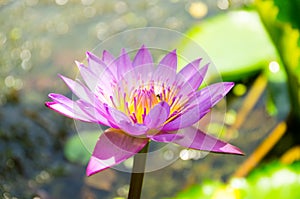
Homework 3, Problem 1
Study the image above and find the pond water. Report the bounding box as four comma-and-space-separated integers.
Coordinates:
0, 1, 274, 199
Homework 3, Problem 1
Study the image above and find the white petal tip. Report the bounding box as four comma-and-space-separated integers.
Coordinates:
86, 156, 111, 176
219, 144, 244, 155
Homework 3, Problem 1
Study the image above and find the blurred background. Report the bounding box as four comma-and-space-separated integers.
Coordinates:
1, 0, 300, 198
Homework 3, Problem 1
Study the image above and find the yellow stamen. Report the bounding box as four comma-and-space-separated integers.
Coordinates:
109, 81, 184, 124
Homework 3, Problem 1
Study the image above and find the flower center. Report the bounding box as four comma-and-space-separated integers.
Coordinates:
127, 87, 160, 123
107, 80, 186, 124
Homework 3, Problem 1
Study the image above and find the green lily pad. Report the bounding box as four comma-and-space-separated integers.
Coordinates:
64, 131, 101, 165
178, 10, 278, 81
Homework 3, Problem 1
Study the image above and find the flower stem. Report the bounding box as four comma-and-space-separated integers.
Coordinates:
128, 142, 149, 199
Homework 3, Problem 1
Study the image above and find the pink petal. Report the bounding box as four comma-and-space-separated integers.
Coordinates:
144, 101, 170, 129
174, 127, 243, 155
153, 49, 177, 84
106, 106, 148, 136
86, 129, 148, 176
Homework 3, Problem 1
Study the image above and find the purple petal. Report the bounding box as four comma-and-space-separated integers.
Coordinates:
59, 75, 96, 104
75, 61, 98, 91
47, 93, 109, 125
46, 94, 95, 123
188, 82, 235, 108
102, 50, 115, 66
172, 127, 243, 155
115, 49, 134, 80
106, 106, 148, 136
144, 101, 170, 129
153, 49, 177, 84
119, 121, 149, 136
76, 99, 110, 126
48, 93, 73, 105
162, 106, 210, 131
59, 75, 109, 111
132, 46, 154, 82
86, 52, 116, 92
86, 128, 149, 176
132, 45, 153, 68
179, 63, 209, 95
163, 82, 234, 131
158, 49, 177, 71
102, 50, 118, 79
177, 58, 202, 81
76, 61, 114, 97
86, 51, 112, 76
104, 105, 128, 128
131, 63, 154, 83
45, 102, 90, 122
150, 132, 183, 142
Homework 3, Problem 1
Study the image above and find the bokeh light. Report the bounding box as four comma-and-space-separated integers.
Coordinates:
188, 2, 208, 19
269, 61, 280, 73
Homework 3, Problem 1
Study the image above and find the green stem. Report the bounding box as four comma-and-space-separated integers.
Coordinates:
128, 142, 149, 199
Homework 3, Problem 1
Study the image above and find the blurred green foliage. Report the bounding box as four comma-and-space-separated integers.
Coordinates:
256, 0, 300, 120
274, 0, 300, 30
170, 161, 300, 199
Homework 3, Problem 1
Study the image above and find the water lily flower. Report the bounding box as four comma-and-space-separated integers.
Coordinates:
46, 45, 243, 176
